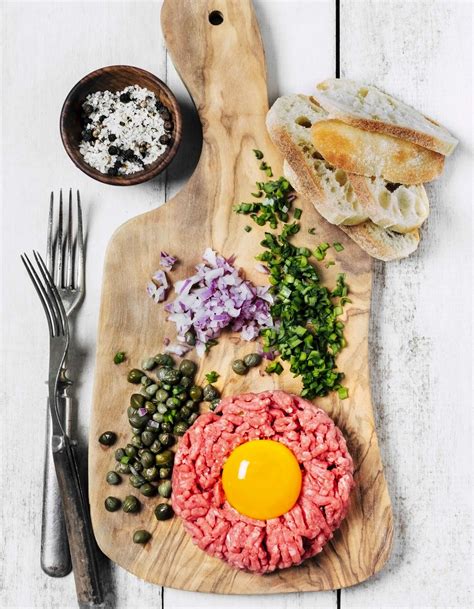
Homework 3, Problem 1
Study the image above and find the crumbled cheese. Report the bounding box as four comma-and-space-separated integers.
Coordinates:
79, 85, 172, 176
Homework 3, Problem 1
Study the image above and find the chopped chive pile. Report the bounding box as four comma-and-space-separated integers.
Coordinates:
257, 231, 348, 398
234, 153, 296, 229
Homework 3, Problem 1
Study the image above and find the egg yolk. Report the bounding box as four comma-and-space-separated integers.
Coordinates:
221, 439, 302, 520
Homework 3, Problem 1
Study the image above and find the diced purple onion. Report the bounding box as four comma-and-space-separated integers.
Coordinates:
147, 420, 160, 429
160, 251, 177, 270
138, 407, 147, 417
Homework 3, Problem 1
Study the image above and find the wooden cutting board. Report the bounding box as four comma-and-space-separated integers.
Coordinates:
89, 0, 393, 594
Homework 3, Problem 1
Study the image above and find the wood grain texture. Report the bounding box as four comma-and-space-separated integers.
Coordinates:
88, 0, 392, 594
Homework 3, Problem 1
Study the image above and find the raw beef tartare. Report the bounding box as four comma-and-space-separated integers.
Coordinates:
172, 390, 354, 573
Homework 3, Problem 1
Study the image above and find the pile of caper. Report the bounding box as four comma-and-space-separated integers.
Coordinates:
101, 353, 221, 538
231, 352, 262, 375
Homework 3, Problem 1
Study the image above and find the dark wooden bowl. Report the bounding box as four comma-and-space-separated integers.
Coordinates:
60, 65, 182, 186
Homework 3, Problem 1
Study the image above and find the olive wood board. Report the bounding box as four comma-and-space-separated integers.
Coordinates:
89, 0, 393, 594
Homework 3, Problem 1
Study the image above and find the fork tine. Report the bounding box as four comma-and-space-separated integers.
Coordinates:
76, 190, 84, 291
47, 192, 54, 273
34, 251, 68, 338
56, 189, 64, 288
66, 188, 74, 288
21, 253, 56, 337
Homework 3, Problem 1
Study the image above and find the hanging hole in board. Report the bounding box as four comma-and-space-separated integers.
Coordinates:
209, 10, 224, 25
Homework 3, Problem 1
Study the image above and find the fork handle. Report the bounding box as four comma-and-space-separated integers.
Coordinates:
41, 397, 72, 577
52, 434, 104, 609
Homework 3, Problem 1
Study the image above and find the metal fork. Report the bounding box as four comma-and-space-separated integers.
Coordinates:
21, 252, 103, 608
41, 190, 85, 577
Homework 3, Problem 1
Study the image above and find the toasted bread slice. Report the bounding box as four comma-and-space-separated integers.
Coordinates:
313, 79, 458, 156
266, 94, 422, 260
311, 119, 444, 184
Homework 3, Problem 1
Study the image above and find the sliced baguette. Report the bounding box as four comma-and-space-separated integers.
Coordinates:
311, 119, 445, 184
266, 94, 422, 261
313, 79, 458, 156
284, 162, 420, 262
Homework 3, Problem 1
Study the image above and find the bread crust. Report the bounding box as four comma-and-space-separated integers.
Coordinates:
313, 79, 458, 156
311, 119, 444, 184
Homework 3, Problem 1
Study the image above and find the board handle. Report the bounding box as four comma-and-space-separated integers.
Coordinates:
161, 0, 269, 135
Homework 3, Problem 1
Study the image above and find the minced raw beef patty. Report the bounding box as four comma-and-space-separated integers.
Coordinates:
172, 390, 354, 573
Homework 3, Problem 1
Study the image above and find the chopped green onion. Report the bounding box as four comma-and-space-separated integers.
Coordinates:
333, 242, 344, 252
205, 371, 219, 383
338, 387, 349, 400
244, 225, 252, 232
325, 260, 335, 268
266, 361, 284, 375
294, 208, 302, 220
120, 456, 130, 464
253, 149, 264, 159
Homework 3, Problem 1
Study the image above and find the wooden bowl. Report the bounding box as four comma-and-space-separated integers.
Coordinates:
60, 65, 182, 186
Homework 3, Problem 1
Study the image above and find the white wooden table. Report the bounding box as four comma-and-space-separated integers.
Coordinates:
1, 1, 472, 608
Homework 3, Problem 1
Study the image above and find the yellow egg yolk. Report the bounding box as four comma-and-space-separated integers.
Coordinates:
221, 439, 302, 520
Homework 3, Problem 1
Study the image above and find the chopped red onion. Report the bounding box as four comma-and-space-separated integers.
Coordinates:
163, 337, 171, 346
165, 342, 192, 356
129, 466, 139, 476
147, 420, 160, 429
165, 248, 273, 356
147, 269, 169, 303
160, 251, 177, 270
138, 407, 147, 416
255, 263, 269, 274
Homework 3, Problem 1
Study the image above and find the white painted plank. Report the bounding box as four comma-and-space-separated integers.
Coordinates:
163, 1, 337, 607
339, 1, 473, 608
1, 2, 166, 608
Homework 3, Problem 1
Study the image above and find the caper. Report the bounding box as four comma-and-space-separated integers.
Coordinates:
209, 399, 220, 411
157, 404, 168, 415
117, 460, 132, 474
127, 369, 143, 384
159, 368, 181, 385
141, 375, 151, 387
176, 392, 188, 403
180, 406, 192, 419
150, 440, 163, 454
143, 466, 159, 482
122, 495, 140, 513
130, 394, 146, 409
159, 467, 171, 479
145, 401, 156, 415
158, 480, 172, 498
132, 461, 143, 472
232, 359, 248, 375
130, 426, 141, 435
145, 383, 158, 397
243, 352, 262, 368
125, 444, 138, 458
188, 412, 199, 425
189, 386, 203, 402
133, 530, 151, 544
158, 433, 174, 447
105, 496, 121, 512
139, 482, 156, 497
98, 431, 116, 446
162, 383, 171, 391
115, 448, 126, 462
128, 412, 149, 429
185, 399, 197, 411
155, 449, 174, 467
154, 503, 174, 521
179, 359, 197, 377
155, 389, 169, 402
153, 413, 164, 423
174, 421, 188, 436
140, 450, 155, 468
141, 430, 156, 447
130, 434, 144, 449
160, 421, 172, 433
106, 471, 121, 485
203, 384, 220, 401
180, 376, 192, 389
127, 406, 137, 419
184, 330, 196, 346
129, 474, 146, 488
142, 357, 157, 371
154, 353, 174, 367
166, 397, 180, 408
